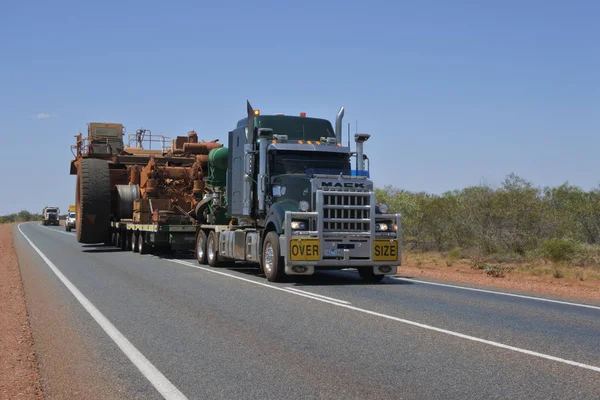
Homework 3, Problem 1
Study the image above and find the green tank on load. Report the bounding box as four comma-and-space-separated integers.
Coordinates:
207, 147, 228, 188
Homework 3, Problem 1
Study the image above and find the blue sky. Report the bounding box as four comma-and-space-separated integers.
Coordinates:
0, 0, 598, 214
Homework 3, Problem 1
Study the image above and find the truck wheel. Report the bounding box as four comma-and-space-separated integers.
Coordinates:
196, 230, 207, 265
206, 231, 221, 267
76, 159, 111, 244
358, 268, 385, 283
262, 232, 285, 282
131, 231, 139, 253
138, 233, 149, 255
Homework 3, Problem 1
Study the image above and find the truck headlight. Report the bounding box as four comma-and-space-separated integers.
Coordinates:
376, 223, 389, 232
298, 200, 310, 212
378, 203, 389, 214
291, 221, 307, 230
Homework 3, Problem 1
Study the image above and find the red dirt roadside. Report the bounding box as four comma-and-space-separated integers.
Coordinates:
0, 223, 44, 399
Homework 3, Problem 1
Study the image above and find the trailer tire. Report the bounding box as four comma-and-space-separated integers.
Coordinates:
119, 229, 128, 251
262, 232, 285, 282
358, 268, 385, 283
196, 230, 207, 265
131, 231, 139, 253
76, 159, 111, 244
138, 232, 150, 255
206, 231, 222, 267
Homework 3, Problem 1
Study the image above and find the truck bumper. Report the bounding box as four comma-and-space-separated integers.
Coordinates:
281, 206, 402, 276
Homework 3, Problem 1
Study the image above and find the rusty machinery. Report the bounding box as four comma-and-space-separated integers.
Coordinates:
70, 123, 222, 244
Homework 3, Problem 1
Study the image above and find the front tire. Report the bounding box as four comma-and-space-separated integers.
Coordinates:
358, 267, 385, 283
196, 230, 207, 265
262, 232, 285, 282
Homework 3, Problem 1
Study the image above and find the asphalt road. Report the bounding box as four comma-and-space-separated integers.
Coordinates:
14, 222, 600, 399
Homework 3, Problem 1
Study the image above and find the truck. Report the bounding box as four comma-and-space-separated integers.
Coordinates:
72, 102, 402, 283
191, 102, 402, 282
65, 205, 76, 231
42, 206, 60, 226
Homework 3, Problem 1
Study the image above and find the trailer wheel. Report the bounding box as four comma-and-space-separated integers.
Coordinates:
358, 268, 385, 283
196, 230, 207, 265
131, 231, 139, 253
76, 159, 111, 244
206, 231, 222, 267
138, 233, 150, 255
119, 229, 128, 251
262, 232, 285, 282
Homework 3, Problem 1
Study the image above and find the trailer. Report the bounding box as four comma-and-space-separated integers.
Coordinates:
108, 220, 197, 254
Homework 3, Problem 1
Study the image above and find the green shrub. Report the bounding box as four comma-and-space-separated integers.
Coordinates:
542, 239, 579, 263
445, 247, 462, 266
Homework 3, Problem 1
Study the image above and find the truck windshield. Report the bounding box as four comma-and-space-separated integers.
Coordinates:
256, 116, 334, 141
271, 151, 350, 175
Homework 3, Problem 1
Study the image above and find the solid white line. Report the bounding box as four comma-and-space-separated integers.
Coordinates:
18, 224, 188, 400
393, 277, 600, 311
168, 259, 600, 373
286, 287, 351, 305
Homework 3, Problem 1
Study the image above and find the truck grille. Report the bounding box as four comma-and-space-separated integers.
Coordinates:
322, 191, 371, 233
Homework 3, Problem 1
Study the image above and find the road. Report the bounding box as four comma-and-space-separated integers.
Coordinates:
14, 222, 600, 399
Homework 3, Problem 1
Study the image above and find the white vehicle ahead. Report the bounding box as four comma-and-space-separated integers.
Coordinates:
66, 211, 76, 232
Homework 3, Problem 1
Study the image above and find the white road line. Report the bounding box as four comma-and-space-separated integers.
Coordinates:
168, 259, 600, 374
37, 223, 76, 236
394, 277, 600, 311
286, 287, 351, 305
18, 224, 188, 400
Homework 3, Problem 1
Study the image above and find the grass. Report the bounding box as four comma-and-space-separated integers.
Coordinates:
404, 250, 600, 282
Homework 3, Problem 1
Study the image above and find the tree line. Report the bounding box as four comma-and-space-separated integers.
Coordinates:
0, 210, 43, 224
376, 173, 600, 265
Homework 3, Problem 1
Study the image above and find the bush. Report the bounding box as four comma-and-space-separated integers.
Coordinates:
445, 247, 463, 266
542, 239, 579, 263
377, 175, 600, 269
485, 264, 514, 278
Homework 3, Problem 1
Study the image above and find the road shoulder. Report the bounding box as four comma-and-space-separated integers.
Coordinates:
0, 223, 43, 399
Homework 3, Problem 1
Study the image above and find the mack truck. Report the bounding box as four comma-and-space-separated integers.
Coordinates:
42, 206, 60, 226
193, 102, 402, 282
73, 103, 401, 283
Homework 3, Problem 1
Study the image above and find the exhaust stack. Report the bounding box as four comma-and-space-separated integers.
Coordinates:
335, 106, 345, 144
354, 133, 370, 171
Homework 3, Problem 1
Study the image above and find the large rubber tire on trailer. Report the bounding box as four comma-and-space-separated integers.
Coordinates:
115, 185, 140, 220
206, 231, 222, 267
262, 232, 285, 282
76, 159, 111, 244
196, 230, 207, 265
357, 268, 385, 283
